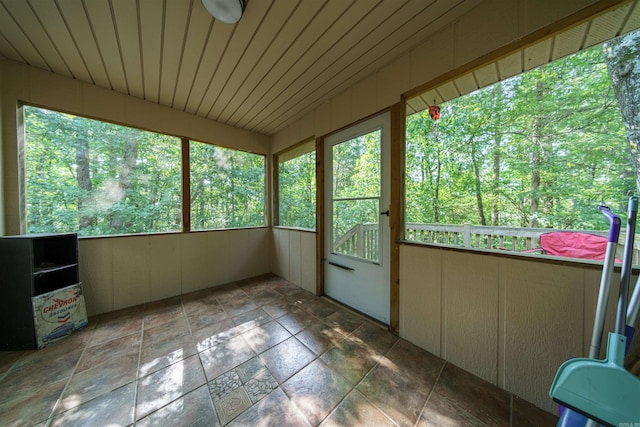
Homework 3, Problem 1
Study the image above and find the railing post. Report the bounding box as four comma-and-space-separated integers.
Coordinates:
463, 224, 471, 248
356, 224, 364, 258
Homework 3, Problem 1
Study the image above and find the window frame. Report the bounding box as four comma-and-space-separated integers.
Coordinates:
401, 36, 636, 264
189, 139, 267, 231
20, 103, 268, 238
273, 138, 317, 231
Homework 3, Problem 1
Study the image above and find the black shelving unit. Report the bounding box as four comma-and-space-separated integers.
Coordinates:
0, 233, 85, 350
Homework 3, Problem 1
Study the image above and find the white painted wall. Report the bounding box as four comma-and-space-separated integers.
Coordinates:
79, 228, 270, 316
270, 227, 316, 294
400, 244, 640, 413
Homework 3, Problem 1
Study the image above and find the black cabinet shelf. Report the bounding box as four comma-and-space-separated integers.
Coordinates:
0, 233, 83, 350
34, 263, 79, 276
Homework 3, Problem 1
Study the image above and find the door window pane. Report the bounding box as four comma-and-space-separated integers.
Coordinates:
332, 130, 381, 199
331, 128, 382, 263
332, 198, 379, 262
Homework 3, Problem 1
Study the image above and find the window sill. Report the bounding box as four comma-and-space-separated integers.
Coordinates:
398, 239, 633, 271
77, 226, 269, 240
272, 226, 316, 233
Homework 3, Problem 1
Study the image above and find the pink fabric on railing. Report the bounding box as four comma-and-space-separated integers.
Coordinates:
540, 232, 610, 261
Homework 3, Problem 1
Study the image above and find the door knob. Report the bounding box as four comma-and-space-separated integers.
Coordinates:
380, 210, 389, 216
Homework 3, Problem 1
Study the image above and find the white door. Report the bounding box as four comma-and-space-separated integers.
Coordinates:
324, 113, 390, 324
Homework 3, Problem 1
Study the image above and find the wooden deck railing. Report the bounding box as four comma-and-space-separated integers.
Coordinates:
333, 223, 378, 261
332, 222, 640, 263
405, 223, 558, 251
405, 223, 640, 263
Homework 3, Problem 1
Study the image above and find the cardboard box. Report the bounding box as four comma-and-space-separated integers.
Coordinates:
31, 283, 88, 348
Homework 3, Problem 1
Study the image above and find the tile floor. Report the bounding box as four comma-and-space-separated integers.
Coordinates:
0, 274, 557, 426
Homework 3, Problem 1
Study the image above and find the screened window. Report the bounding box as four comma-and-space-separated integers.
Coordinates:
190, 142, 265, 230
404, 36, 636, 257
277, 141, 316, 229
24, 106, 182, 236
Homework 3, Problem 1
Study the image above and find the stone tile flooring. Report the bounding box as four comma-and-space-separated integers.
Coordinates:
0, 274, 558, 426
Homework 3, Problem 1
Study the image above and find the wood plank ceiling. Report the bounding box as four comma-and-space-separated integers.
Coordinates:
407, 0, 640, 115
0, 0, 479, 137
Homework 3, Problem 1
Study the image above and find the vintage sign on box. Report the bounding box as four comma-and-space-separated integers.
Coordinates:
31, 283, 88, 348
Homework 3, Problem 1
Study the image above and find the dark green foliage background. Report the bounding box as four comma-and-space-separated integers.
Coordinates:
278, 151, 316, 229
24, 108, 265, 236
406, 45, 635, 231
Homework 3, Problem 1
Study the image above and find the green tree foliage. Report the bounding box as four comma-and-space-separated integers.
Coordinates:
25, 107, 182, 236
190, 142, 265, 229
406, 44, 635, 231
279, 151, 316, 229
332, 130, 381, 240
24, 107, 266, 236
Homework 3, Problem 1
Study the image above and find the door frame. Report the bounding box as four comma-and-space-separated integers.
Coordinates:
315, 102, 404, 333
324, 112, 390, 324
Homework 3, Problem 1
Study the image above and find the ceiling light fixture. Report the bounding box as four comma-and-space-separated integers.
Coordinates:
201, 0, 245, 24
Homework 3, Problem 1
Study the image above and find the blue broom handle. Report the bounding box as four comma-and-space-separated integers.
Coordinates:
628, 275, 640, 326
590, 206, 621, 359
616, 196, 638, 335
598, 205, 621, 243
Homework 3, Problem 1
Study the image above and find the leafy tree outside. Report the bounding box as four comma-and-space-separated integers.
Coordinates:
331, 130, 381, 260
332, 131, 381, 231
278, 151, 316, 229
24, 107, 266, 236
25, 107, 182, 236
190, 142, 265, 230
405, 38, 636, 237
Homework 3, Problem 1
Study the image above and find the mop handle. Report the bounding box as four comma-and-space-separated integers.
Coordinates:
627, 201, 640, 326
589, 206, 621, 359
616, 196, 638, 335
599, 205, 620, 243
628, 275, 640, 326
